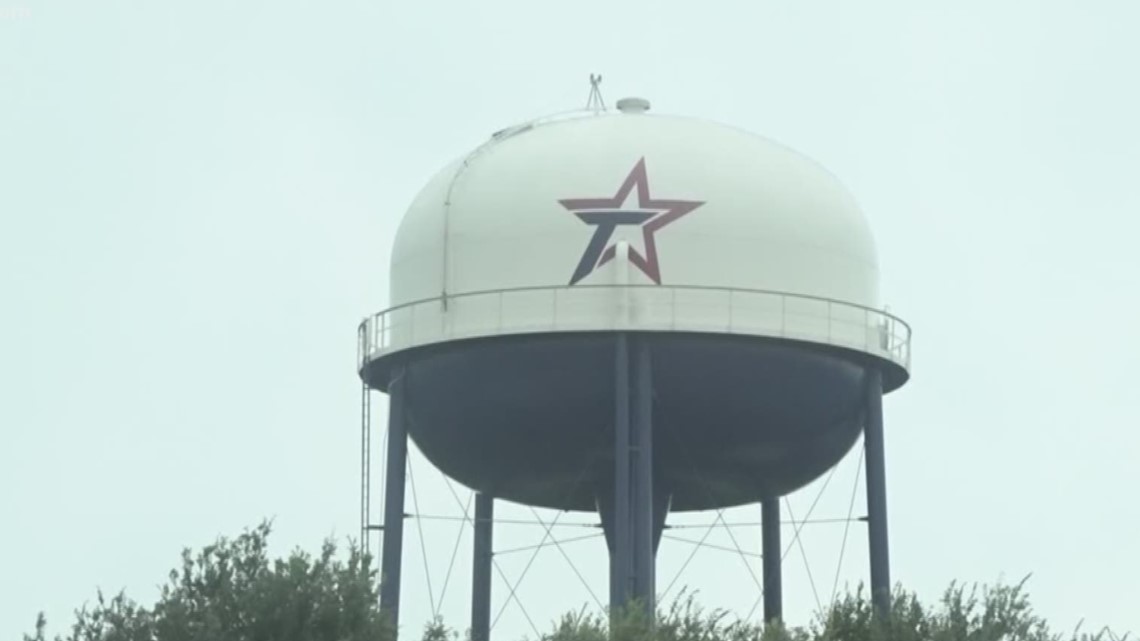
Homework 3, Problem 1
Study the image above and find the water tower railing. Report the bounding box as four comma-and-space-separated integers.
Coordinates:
358, 284, 911, 373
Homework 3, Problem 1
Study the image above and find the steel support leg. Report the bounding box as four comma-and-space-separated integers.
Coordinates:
761, 498, 782, 624
380, 369, 408, 631
471, 493, 494, 641
863, 368, 891, 616
612, 334, 631, 612
631, 337, 655, 612
611, 334, 655, 619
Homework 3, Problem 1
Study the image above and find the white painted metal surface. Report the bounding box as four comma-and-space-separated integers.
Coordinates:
373, 104, 909, 374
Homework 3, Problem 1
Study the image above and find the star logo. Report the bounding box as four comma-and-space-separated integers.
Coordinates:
558, 158, 704, 285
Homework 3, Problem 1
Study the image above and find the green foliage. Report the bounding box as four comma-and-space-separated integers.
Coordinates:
420, 616, 460, 641
540, 608, 610, 641
530, 581, 1128, 641
530, 595, 803, 641
26, 523, 1130, 641
812, 578, 1125, 641
25, 521, 394, 641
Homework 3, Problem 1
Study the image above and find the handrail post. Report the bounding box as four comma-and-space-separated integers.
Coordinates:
670, 287, 677, 330
859, 309, 865, 353
357, 322, 364, 371
780, 294, 787, 338
410, 304, 417, 345
827, 300, 833, 342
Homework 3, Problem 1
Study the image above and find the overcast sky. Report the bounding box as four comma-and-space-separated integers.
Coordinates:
2, 1, 1138, 638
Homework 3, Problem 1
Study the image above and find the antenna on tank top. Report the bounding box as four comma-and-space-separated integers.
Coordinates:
586, 74, 606, 112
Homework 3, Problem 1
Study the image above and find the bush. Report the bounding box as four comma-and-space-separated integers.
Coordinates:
24, 521, 393, 641
512, 582, 1128, 641
25, 522, 1129, 641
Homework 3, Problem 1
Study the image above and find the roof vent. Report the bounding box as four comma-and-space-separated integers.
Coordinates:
616, 97, 651, 114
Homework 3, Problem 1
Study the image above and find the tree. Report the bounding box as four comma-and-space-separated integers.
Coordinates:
24, 521, 394, 641
464, 583, 1128, 641
26, 523, 1129, 641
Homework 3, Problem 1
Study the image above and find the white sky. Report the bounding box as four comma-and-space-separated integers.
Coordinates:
2, 1, 1138, 638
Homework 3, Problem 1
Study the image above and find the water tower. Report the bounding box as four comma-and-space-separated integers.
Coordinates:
358, 92, 911, 638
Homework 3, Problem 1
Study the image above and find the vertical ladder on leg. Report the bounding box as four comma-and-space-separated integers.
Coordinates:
361, 378, 373, 555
